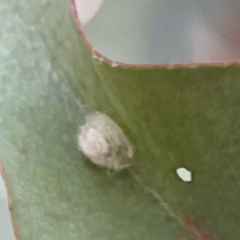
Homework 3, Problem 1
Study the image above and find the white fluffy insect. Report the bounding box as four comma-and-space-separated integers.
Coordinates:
78, 112, 134, 171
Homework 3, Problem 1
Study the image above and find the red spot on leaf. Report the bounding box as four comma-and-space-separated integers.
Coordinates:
202, 216, 211, 224
182, 215, 216, 240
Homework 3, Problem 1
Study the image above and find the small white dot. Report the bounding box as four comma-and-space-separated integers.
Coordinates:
176, 168, 192, 182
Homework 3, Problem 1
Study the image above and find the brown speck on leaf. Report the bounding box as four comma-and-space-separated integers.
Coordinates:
182, 215, 216, 240
180, 238, 188, 240
202, 216, 211, 224
20, 147, 28, 154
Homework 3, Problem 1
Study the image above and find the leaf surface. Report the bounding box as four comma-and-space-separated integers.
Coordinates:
1, 0, 240, 240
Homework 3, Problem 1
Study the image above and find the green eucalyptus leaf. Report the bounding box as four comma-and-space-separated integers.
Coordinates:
1, 0, 240, 240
